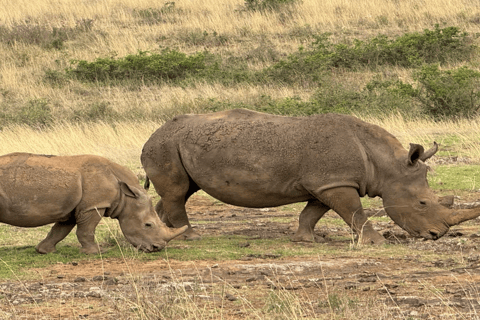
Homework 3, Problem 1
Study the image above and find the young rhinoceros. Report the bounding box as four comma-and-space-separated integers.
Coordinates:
0, 152, 187, 254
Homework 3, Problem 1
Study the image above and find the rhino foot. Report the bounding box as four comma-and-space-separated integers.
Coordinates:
175, 228, 201, 241
358, 230, 386, 245
79, 245, 103, 254
35, 243, 57, 254
291, 232, 326, 243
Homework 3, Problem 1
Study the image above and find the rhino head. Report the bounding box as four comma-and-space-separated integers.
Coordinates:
110, 182, 187, 252
380, 142, 480, 240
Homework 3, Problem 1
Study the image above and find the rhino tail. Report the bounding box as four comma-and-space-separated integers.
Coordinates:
144, 176, 150, 190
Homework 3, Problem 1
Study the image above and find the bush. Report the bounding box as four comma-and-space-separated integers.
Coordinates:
263, 25, 475, 85
18, 99, 53, 127
67, 49, 210, 83
71, 102, 119, 122
415, 65, 480, 119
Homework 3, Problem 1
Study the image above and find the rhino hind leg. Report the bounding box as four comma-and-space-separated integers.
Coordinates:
292, 200, 330, 243
314, 187, 386, 245
76, 208, 104, 254
157, 196, 201, 241
36, 220, 76, 254
148, 166, 201, 241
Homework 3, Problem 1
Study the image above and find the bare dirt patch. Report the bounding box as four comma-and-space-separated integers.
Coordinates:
2, 194, 480, 319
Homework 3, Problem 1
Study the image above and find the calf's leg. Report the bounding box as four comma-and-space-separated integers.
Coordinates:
76, 208, 104, 254
36, 220, 75, 254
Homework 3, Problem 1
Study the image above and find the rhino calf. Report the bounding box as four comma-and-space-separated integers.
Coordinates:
141, 109, 480, 244
0, 153, 187, 254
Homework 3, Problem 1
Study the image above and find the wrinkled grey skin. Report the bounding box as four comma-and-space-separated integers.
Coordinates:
0, 153, 187, 254
141, 109, 480, 244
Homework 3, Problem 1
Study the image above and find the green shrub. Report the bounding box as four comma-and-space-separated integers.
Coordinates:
263, 25, 475, 84
415, 64, 480, 119
67, 49, 209, 83
177, 29, 229, 47
18, 99, 53, 127
71, 102, 119, 122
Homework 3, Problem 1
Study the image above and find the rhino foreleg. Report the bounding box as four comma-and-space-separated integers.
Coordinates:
76, 208, 104, 254
315, 187, 386, 245
292, 200, 329, 242
36, 221, 76, 254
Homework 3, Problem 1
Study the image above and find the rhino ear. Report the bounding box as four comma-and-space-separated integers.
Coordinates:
407, 143, 425, 166
119, 181, 139, 198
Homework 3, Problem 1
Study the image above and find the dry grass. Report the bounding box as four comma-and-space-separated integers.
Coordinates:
0, 121, 161, 168
1, 114, 480, 169
1, 0, 480, 121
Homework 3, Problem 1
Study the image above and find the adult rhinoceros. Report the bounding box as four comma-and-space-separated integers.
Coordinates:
0, 153, 187, 254
141, 109, 480, 244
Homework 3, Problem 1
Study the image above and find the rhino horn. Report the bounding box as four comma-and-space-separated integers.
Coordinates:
419, 142, 438, 162
446, 206, 480, 227
160, 224, 188, 242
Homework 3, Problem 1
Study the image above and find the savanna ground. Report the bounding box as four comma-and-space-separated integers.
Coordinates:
4, 0, 480, 319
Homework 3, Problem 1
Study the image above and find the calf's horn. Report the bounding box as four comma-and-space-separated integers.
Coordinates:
160, 225, 188, 242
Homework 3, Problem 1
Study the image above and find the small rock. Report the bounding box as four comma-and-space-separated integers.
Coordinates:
344, 282, 358, 290
225, 293, 237, 301
72, 262, 78, 266
74, 277, 86, 283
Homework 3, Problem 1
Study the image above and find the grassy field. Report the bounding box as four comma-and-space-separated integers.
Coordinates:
2, 0, 480, 319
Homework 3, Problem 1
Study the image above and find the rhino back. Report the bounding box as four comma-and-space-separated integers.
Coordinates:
0, 153, 83, 227
144, 110, 403, 206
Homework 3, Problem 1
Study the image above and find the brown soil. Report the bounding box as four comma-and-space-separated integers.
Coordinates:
2, 194, 480, 319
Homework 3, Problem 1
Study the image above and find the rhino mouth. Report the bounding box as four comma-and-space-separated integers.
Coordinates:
136, 243, 166, 253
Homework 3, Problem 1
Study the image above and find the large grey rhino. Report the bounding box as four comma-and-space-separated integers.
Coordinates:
141, 109, 480, 244
0, 153, 187, 254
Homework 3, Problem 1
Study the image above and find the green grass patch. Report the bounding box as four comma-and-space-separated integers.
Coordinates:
429, 164, 480, 190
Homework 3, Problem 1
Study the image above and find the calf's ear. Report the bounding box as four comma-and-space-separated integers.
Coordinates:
119, 181, 139, 198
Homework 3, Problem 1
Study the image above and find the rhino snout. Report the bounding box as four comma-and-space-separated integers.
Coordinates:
137, 241, 167, 253
420, 228, 448, 241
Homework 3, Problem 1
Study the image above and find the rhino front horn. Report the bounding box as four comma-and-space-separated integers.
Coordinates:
161, 225, 189, 242
447, 207, 480, 226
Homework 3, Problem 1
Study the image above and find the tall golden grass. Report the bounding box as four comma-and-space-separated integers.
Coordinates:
1, 114, 480, 169
0, 0, 480, 122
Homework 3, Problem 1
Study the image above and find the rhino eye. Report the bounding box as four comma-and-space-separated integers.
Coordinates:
145, 222, 153, 228
419, 200, 427, 206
